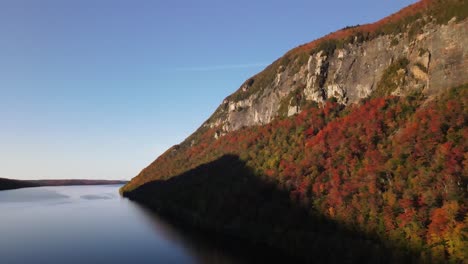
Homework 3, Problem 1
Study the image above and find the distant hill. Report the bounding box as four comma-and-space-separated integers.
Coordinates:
0, 178, 39, 191
0, 178, 128, 191
30, 179, 128, 186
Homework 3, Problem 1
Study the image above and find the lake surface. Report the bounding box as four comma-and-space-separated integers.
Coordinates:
0, 185, 249, 264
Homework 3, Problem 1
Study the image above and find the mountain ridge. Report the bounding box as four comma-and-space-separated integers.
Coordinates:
125, 0, 467, 190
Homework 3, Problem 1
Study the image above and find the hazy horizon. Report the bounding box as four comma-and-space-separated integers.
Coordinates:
0, 0, 417, 180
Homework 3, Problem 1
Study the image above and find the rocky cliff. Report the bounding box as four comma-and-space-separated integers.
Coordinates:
202, 2, 467, 136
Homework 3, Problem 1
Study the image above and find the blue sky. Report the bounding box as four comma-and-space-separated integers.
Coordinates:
0, 0, 417, 180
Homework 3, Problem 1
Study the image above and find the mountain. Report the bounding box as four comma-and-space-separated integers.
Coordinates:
0, 178, 128, 191
122, 1, 467, 262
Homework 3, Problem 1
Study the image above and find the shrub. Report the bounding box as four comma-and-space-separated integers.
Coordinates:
373, 58, 409, 97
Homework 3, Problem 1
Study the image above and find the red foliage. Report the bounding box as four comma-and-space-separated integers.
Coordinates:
125, 84, 467, 262
428, 207, 449, 236
291, 0, 431, 54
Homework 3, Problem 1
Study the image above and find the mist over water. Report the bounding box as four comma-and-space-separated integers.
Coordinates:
0, 185, 244, 264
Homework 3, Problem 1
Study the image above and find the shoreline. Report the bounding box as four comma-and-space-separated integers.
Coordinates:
0, 177, 128, 191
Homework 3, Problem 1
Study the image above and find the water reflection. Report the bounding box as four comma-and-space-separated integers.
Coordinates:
80, 194, 113, 200
133, 204, 245, 264
0, 187, 69, 202
0, 185, 255, 264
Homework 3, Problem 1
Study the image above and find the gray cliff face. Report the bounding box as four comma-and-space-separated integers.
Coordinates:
201, 18, 467, 138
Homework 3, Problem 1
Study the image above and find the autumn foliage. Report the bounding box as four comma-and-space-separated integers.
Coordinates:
123, 84, 467, 262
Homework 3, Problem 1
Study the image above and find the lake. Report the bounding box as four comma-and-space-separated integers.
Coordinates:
0, 185, 254, 264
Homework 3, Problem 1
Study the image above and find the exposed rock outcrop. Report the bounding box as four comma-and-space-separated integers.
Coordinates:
202, 17, 467, 135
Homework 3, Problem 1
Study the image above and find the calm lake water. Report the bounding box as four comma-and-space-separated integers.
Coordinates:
0, 185, 249, 264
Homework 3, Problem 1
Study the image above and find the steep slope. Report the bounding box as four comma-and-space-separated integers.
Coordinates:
202, 0, 467, 133
124, 0, 467, 191
122, 0, 467, 262
124, 84, 467, 262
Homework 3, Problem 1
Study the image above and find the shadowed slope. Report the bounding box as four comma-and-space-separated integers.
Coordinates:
124, 84, 467, 263
125, 155, 423, 263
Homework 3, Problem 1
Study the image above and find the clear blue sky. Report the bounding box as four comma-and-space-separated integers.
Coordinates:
0, 0, 417, 180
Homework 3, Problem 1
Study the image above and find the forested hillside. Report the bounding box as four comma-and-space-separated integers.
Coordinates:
124, 84, 467, 262
122, 0, 467, 262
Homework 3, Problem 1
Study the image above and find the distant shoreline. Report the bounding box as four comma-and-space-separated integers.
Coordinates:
0, 177, 128, 191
